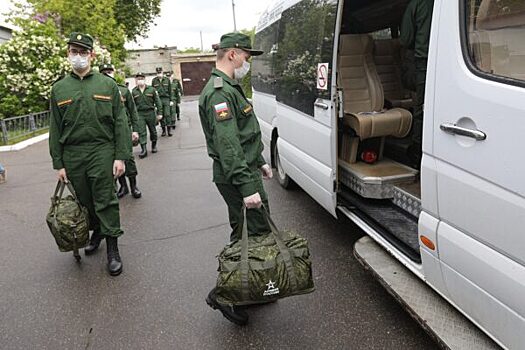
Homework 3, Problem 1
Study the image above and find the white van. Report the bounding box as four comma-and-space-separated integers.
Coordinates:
252, 0, 525, 348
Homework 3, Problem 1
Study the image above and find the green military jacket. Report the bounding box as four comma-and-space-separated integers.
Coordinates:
118, 84, 139, 132
49, 70, 131, 170
152, 76, 172, 100
172, 79, 182, 104
199, 68, 266, 197
400, 0, 434, 59
131, 85, 163, 113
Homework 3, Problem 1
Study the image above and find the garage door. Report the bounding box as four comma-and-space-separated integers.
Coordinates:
180, 61, 216, 96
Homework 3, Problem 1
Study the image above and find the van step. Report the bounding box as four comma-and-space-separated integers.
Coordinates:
339, 189, 421, 262
354, 236, 501, 350
392, 182, 421, 219
339, 159, 418, 200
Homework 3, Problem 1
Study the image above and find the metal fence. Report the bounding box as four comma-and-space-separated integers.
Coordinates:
0, 111, 50, 145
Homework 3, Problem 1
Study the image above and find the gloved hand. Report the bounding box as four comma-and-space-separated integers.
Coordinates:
156, 115, 163, 121
131, 132, 139, 142
243, 192, 262, 209
170, 101, 174, 106
260, 164, 273, 180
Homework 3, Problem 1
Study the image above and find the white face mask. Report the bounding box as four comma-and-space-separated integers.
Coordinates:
157, 73, 163, 78
234, 60, 251, 80
137, 79, 146, 87
69, 54, 89, 71
106, 72, 114, 78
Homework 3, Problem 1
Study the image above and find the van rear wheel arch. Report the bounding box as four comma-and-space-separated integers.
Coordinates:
271, 130, 294, 189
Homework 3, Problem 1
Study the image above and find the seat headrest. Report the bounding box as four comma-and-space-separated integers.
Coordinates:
339, 34, 373, 56
373, 39, 401, 56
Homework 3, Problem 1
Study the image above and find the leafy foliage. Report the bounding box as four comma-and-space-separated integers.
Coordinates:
25, 0, 127, 63
114, 0, 162, 42
0, 19, 69, 117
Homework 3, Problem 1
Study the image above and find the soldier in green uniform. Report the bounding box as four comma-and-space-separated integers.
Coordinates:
152, 67, 173, 137
167, 71, 183, 121
132, 72, 163, 158
165, 71, 180, 128
99, 63, 142, 199
49, 33, 130, 276
199, 32, 273, 325
400, 0, 435, 168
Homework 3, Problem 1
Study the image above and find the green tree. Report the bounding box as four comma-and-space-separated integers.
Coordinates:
114, 0, 162, 42
178, 47, 203, 54
25, 0, 127, 63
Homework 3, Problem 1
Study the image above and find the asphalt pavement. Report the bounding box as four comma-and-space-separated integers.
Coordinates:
0, 97, 438, 349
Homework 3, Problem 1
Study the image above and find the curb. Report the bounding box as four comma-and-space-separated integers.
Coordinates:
0, 133, 49, 152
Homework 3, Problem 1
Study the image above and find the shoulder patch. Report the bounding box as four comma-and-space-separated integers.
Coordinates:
214, 77, 224, 89
214, 102, 232, 122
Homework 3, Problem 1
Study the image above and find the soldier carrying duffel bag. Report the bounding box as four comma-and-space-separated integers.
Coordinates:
206, 206, 315, 325
46, 181, 90, 262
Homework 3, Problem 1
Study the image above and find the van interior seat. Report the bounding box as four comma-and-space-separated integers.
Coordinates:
338, 34, 412, 140
373, 38, 414, 109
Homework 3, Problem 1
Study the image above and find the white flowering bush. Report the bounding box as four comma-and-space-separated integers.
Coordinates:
0, 19, 68, 117
0, 18, 112, 118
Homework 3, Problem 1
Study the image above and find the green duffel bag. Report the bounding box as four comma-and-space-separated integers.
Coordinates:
216, 206, 315, 306
46, 181, 90, 261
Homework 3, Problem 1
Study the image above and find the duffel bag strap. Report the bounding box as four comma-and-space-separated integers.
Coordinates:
261, 205, 299, 292
240, 206, 250, 301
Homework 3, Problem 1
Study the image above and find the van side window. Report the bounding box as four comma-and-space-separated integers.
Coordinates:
275, 0, 338, 116
253, 22, 279, 95
465, 0, 525, 83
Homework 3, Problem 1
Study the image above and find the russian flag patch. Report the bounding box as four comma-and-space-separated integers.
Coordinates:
214, 102, 231, 121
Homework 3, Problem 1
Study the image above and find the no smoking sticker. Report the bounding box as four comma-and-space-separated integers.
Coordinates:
317, 63, 329, 90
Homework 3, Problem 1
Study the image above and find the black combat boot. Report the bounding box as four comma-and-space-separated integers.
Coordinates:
161, 126, 167, 137
206, 288, 248, 326
116, 176, 129, 199
106, 237, 123, 276
139, 144, 148, 159
129, 176, 142, 199
85, 230, 103, 255
167, 126, 173, 137
152, 141, 158, 153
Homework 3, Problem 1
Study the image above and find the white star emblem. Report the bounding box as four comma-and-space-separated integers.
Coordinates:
266, 280, 276, 290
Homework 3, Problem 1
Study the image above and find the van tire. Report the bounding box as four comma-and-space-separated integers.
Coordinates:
273, 139, 293, 189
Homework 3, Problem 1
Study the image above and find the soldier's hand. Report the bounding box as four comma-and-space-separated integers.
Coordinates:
57, 168, 68, 183
157, 115, 163, 121
132, 132, 139, 142
170, 101, 174, 106
113, 160, 125, 179
261, 164, 273, 180
243, 192, 262, 209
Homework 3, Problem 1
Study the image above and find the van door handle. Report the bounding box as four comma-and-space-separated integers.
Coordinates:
314, 102, 329, 110
440, 123, 486, 141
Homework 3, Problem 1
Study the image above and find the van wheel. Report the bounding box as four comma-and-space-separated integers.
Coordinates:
273, 140, 293, 189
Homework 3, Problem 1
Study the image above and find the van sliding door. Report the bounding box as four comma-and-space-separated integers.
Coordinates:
274, 0, 339, 216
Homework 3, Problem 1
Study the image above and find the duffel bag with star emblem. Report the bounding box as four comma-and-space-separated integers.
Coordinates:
215, 206, 315, 306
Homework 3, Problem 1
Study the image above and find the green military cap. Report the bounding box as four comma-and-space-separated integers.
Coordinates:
218, 32, 263, 56
99, 63, 115, 72
67, 32, 94, 50
135, 72, 146, 78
